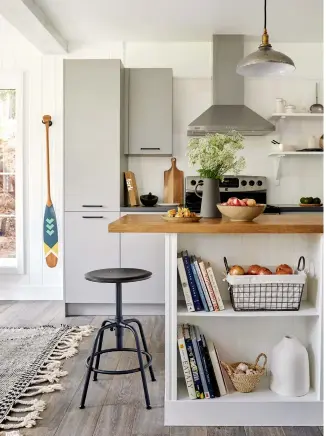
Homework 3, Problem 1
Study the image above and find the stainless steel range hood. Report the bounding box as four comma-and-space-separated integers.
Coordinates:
187, 35, 275, 136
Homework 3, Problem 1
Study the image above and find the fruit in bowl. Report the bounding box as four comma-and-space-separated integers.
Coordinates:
217, 197, 266, 222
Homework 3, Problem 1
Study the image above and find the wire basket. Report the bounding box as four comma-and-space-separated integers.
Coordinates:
221, 353, 267, 393
224, 256, 306, 311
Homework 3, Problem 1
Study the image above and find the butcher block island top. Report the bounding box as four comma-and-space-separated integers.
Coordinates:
109, 213, 323, 234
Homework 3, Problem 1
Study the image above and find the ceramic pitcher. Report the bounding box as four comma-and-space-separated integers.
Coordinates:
270, 335, 310, 397
195, 178, 221, 218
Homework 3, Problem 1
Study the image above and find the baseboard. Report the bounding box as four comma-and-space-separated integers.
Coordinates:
65, 303, 165, 316
0, 286, 63, 301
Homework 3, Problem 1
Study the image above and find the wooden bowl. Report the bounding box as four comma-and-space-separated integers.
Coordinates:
216, 204, 266, 222
161, 215, 202, 223
299, 203, 323, 207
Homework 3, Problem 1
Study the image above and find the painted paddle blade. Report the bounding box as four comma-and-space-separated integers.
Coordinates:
43, 204, 58, 268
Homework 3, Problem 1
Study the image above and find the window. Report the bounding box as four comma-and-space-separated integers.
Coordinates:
0, 74, 23, 273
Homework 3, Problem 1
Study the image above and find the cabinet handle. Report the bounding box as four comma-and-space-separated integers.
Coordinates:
140, 147, 161, 150
82, 205, 103, 207
82, 216, 104, 219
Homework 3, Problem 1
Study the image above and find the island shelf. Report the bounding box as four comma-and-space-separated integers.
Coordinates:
108, 213, 323, 427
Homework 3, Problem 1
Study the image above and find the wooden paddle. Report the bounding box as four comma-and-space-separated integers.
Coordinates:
163, 157, 184, 204
42, 115, 58, 268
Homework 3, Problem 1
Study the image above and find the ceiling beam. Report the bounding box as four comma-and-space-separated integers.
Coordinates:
0, 0, 68, 54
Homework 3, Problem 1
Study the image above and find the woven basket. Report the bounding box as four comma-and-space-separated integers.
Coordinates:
221, 353, 267, 393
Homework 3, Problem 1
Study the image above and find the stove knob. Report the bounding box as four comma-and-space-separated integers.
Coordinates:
249, 180, 255, 186
198, 180, 203, 185
241, 180, 247, 186
190, 180, 196, 186
257, 180, 263, 186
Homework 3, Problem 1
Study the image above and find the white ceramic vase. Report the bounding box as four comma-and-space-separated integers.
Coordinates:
270, 336, 310, 397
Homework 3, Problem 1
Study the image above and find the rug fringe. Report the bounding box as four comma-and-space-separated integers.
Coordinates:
0, 325, 94, 430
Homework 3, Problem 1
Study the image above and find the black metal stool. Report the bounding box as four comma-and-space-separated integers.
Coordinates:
80, 268, 156, 410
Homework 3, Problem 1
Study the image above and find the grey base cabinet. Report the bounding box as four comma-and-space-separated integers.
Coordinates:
64, 212, 120, 304
120, 213, 165, 304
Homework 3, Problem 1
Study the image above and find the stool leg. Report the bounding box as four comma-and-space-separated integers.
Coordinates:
124, 323, 152, 410
125, 318, 156, 382
115, 283, 123, 350
80, 326, 103, 409
93, 319, 112, 382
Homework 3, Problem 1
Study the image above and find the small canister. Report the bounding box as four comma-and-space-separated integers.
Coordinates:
275, 98, 286, 113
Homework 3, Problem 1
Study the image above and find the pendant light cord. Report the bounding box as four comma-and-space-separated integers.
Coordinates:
264, 0, 267, 30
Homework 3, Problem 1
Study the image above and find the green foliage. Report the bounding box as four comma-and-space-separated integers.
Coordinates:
187, 131, 246, 180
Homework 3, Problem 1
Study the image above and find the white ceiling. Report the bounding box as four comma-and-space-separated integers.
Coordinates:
34, 0, 323, 45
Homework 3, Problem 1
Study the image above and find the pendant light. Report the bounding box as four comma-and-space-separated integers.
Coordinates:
236, 0, 295, 76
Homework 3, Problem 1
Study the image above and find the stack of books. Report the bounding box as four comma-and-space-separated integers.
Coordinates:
177, 323, 228, 399
177, 251, 224, 312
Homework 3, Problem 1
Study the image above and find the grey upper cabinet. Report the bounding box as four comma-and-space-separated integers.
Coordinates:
64, 59, 127, 211
126, 68, 173, 156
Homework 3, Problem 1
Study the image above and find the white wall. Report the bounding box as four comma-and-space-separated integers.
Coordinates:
0, 17, 63, 300
0, 22, 323, 300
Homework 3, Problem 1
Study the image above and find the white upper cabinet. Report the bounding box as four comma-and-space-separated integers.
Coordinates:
64, 59, 127, 211
126, 68, 173, 156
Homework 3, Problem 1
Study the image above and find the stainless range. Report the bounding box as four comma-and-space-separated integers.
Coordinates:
185, 176, 280, 214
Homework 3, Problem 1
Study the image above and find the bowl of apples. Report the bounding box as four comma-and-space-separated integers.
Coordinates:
217, 197, 266, 222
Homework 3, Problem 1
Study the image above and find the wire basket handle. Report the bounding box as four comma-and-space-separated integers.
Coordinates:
224, 257, 230, 273
254, 353, 267, 369
297, 256, 305, 271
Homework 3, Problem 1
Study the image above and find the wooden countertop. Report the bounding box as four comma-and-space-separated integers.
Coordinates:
108, 213, 323, 234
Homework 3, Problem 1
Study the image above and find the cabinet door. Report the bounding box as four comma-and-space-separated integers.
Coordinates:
64, 59, 122, 211
64, 212, 120, 303
120, 215, 165, 304
127, 68, 172, 156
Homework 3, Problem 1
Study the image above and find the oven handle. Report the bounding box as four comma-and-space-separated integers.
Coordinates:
194, 181, 203, 198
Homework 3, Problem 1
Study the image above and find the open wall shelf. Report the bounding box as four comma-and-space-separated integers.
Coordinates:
271, 113, 324, 120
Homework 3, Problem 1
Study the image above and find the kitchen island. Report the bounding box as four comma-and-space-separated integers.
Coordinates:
109, 214, 323, 427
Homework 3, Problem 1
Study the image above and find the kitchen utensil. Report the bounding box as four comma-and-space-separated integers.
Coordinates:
163, 158, 184, 204
140, 192, 158, 207
300, 203, 323, 207
284, 104, 296, 114
275, 98, 286, 113
308, 136, 317, 149
124, 171, 140, 206
216, 204, 266, 222
161, 215, 202, 223
296, 148, 323, 152
271, 140, 284, 151
310, 83, 324, 113
319, 134, 323, 150
42, 115, 58, 268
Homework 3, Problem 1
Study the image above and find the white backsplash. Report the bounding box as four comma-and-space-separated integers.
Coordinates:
128, 77, 323, 205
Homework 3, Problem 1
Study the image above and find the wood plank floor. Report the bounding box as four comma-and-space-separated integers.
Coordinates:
0, 301, 322, 436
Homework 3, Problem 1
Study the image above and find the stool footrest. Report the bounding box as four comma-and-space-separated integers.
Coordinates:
86, 347, 153, 375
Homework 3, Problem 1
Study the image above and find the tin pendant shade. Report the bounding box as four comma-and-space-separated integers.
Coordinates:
237, 0, 295, 77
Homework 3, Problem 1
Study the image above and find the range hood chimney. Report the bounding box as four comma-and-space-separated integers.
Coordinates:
187, 35, 275, 136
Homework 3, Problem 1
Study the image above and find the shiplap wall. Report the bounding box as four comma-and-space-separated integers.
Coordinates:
0, 15, 323, 300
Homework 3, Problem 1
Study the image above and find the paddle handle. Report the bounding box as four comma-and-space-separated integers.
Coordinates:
42, 115, 52, 206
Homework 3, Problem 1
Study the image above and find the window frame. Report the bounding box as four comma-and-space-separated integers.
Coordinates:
0, 72, 24, 274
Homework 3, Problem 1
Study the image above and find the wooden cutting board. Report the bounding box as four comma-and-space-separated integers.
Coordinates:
124, 171, 140, 206
163, 158, 184, 204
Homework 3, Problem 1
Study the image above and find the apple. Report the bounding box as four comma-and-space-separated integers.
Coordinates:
242, 198, 249, 205
221, 202, 228, 205
232, 198, 242, 206
247, 199, 256, 206
239, 199, 246, 206
227, 197, 237, 206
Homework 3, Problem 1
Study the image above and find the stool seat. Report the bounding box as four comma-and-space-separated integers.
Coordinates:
85, 268, 152, 284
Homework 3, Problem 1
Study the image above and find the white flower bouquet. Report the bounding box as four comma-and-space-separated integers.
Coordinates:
187, 131, 246, 180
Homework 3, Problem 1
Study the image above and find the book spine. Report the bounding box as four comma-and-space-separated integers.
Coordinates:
201, 334, 220, 397
206, 264, 225, 310
199, 260, 219, 311
194, 257, 214, 312
195, 327, 215, 399
177, 254, 195, 312
183, 325, 204, 399
190, 325, 210, 399
207, 339, 227, 396
190, 257, 209, 311
182, 251, 203, 311
177, 325, 197, 400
